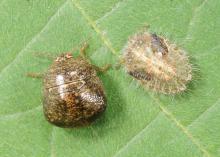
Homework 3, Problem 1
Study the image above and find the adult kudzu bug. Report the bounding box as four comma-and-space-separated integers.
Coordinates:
28, 43, 110, 127
122, 29, 192, 94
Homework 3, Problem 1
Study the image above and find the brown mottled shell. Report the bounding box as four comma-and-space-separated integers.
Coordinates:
43, 54, 106, 127
123, 31, 192, 94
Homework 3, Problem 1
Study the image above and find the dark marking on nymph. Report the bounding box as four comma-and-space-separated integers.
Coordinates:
128, 70, 152, 81
151, 33, 168, 55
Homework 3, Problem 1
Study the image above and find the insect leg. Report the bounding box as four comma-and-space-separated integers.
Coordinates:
26, 72, 45, 79
114, 57, 125, 70
79, 42, 89, 58
92, 64, 112, 73
33, 52, 56, 60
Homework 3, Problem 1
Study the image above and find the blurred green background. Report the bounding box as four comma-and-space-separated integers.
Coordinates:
0, 0, 220, 156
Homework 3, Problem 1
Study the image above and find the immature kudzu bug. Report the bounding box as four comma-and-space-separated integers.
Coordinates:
29, 43, 110, 127
123, 30, 192, 94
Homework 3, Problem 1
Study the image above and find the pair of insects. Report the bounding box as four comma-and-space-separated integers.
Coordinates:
29, 30, 192, 128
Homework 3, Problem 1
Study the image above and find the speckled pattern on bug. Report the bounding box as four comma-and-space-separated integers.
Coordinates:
123, 30, 192, 94
43, 53, 106, 127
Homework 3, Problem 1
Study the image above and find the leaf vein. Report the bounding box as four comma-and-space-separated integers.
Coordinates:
112, 112, 160, 157
183, 0, 208, 43
0, 0, 69, 77
71, 0, 117, 55
189, 97, 220, 127
96, 0, 127, 24
0, 106, 42, 120
151, 95, 212, 157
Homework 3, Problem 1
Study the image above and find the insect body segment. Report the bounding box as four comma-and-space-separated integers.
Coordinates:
43, 53, 107, 127
151, 33, 168, 56
123, 31, 192, 94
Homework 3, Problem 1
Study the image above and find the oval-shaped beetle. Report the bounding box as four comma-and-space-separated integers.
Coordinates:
122, 30, 192, 94
29, 44, 109, 127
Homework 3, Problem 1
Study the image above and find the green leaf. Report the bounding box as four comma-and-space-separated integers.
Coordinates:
1, 0, 220, 156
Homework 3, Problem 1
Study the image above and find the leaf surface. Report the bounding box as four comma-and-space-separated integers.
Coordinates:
0, 0, 220, 157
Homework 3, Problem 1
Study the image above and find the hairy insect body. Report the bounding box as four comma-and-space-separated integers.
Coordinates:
123, 31, 192, 94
